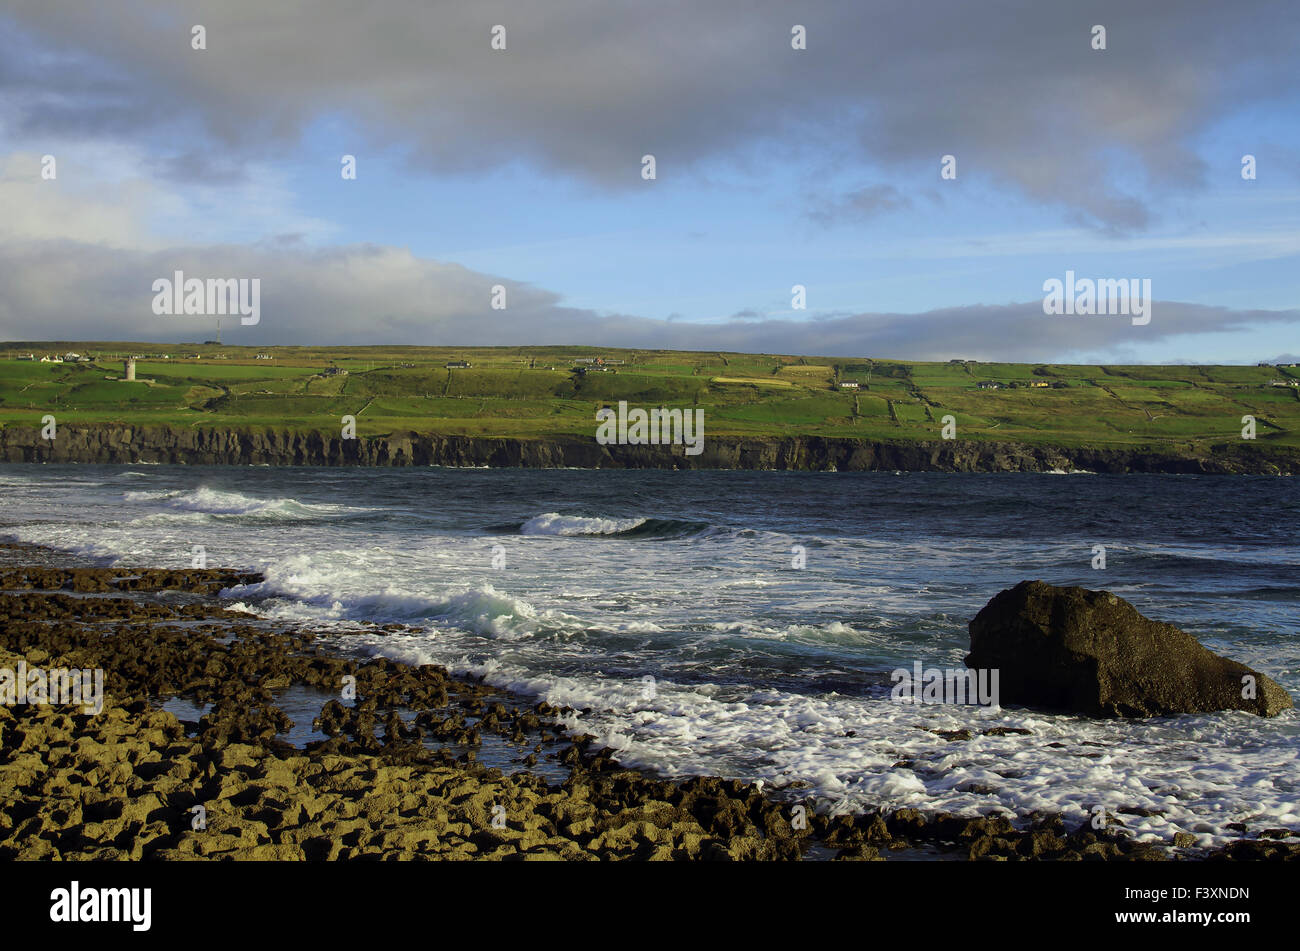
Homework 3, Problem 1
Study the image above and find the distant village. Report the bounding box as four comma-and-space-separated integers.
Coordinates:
15, 351, 275, 363
6, 349, 1300, 392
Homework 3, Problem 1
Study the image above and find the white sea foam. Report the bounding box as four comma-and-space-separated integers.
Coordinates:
124, 487, 368, 520
520, 512, 648, 535
329, 623, 1300, 848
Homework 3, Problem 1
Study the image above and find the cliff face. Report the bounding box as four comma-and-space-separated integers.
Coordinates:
0, 425, 1294, 474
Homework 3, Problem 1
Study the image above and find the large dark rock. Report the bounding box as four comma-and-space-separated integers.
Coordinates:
966, 580, 1293, 717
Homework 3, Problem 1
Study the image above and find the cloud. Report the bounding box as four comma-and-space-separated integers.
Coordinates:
3, 1, 1298, 230
808, 185, 912, 225
1, 233, 1295, 363
0, 1, 1296, 362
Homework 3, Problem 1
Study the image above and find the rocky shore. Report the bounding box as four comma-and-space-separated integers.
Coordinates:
1, 543, 1296, 861
0, 424, 1296, 473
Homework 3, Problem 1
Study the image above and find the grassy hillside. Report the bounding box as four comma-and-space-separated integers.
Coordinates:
2, 343, 1298, 450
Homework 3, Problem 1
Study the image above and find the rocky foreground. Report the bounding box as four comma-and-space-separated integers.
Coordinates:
1, 543, 1296, 861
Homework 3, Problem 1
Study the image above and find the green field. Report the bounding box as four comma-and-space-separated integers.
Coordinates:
2, 344, 1298, 450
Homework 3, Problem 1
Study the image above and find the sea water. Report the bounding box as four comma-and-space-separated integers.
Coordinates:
1, 464, 1296, 846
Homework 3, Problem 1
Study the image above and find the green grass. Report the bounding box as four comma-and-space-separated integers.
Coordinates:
0, 344, 1296, 450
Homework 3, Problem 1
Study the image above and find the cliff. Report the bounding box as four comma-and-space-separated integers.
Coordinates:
0, 424, 1295, 474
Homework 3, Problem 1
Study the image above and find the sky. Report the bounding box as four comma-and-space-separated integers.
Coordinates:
0, 0, 1297, 363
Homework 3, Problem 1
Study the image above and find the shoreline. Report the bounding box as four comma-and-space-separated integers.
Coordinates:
2, 541, 1296, 861
1, 424, 1296, 474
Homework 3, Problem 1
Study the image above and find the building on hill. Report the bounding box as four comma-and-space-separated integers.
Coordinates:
976, 381, 1003, 389
837, 380, 860, 389
445, 361, 471, 369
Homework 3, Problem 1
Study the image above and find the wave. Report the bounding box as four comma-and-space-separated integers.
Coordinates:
230, 557, 582, 638
124, 487, 371, 521
493, 512, 714, 539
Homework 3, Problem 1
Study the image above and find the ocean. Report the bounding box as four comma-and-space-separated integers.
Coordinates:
2, 463, 1297, 846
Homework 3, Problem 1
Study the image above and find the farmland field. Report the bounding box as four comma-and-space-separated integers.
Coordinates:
1, 344, 1297, 450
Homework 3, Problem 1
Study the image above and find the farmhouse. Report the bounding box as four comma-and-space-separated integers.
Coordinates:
445, 361, 471, 369
976, 381, 1002, 389
837, 380, 860, 389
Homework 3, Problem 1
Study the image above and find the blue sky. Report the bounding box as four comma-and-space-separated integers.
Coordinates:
1, 0, 1297, 363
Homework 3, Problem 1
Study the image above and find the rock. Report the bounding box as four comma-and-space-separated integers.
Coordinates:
2, 422, 1296, 474
966, 581, 1293, 717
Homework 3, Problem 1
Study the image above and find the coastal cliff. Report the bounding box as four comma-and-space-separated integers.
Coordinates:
0, 424, 1294, 473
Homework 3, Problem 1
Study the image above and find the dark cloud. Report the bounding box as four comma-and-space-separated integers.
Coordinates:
3, 1, 1297, 228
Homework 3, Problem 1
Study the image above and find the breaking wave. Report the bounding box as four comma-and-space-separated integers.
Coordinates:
124, 487, 370, 521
